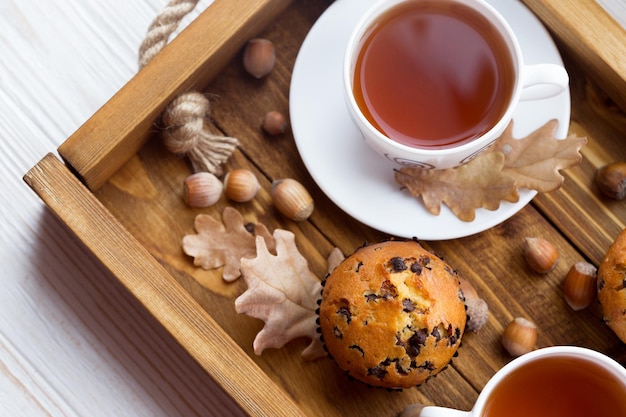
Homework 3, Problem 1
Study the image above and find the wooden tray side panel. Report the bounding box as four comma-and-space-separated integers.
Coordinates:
23, 154, 308, 417
522, 0, 626, 111
58, 0, 293, 192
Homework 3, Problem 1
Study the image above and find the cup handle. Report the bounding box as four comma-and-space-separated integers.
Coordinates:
519, 64, 569, 101
401, 404, 472, 417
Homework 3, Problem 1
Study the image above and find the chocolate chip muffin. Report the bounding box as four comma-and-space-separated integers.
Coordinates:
598, 228, 626, 343
318, 240, 466, 389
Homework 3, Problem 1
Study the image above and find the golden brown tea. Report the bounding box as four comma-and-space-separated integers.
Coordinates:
353, 0, 515, 149
482, 355, 626, 417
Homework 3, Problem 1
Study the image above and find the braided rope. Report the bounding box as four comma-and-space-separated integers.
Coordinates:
138, 0, 200, 69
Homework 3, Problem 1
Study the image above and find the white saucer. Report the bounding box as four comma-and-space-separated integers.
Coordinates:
289, 0, 571, 240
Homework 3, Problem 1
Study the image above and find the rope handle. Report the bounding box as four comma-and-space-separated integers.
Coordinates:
138, 0, 239, 176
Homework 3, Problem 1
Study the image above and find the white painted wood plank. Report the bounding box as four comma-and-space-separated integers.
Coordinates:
0, 0, 247, 415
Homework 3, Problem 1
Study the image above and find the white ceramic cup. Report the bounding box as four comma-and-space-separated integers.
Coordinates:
343, 0, 569, 170
404, 346, 626, 417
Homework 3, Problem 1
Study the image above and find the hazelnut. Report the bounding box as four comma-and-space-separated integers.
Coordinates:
243, 38, 275, 79
596, 161, 626, 199
262, 111, 287, 135
183, 172, 223, 207
400, 404, 427, 417
563, 261, 598, 311
502, 317, 537, 357
223, 169, 260, 202
271, 178, 314, 221
524, 237, 559, 273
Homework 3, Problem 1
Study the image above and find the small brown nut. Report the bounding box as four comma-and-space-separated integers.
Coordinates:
271, 178, 314, 221
243, 38, 275, 79
563, 261, 598, 311
262, 111, 287, 135
596, 162, 626, 199
183, 172, 223, 207
502, 317, 537, 357
459, 278, 488, 332
223, 169, 260, 202
524, 237, 559, 273
399, 404, 427, 417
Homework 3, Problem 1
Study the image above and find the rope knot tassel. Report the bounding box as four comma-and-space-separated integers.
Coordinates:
139, 0, 239, 176
162, 92, 239, 176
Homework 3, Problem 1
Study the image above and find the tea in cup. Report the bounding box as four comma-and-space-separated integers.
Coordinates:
403, 346, 626, 417
343, 0, 569, 169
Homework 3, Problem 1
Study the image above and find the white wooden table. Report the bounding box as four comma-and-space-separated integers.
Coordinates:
2, 0, 625, 415
1, 0, 245, 415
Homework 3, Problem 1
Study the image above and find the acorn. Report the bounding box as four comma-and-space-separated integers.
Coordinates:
183, 172, 223, 207
223, 169, 260, 202
243, 38, 275, 79
271, 178, 314, 221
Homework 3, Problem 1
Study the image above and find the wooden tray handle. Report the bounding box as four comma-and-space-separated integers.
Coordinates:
59, 0, 293, 191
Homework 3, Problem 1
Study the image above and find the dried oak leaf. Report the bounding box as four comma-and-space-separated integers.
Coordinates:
490, 120, 587, 192
235, 229, 325, 360
182, 206, 274, 282
395, 152, 519, 222
395, 120, 586, 221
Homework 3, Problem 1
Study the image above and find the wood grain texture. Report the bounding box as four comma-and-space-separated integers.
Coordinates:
532, 49, 626, 265
24, 154, 308, 417
2, 1, 252, 416
522, 0, 626, 111
58, 0, 293, 191
21, 1, 626, 416
598, 0, 626, 30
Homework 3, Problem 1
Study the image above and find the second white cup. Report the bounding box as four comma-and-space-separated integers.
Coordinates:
403, 346, 626, 417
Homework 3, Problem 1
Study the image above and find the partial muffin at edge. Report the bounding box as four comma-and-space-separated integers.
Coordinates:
598, 228, 626, 343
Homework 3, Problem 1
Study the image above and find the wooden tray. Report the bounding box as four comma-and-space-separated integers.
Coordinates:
522, 0, 626, 110
24, 1, 626, 416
